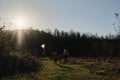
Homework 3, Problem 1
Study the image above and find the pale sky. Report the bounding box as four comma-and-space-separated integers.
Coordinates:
0, 0, 120, 35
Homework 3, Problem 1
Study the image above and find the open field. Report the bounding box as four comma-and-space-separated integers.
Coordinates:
1, 57, 120, 80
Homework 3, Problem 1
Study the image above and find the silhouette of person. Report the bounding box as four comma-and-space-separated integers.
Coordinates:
58, 52, 63, 63
42, 49, 46, 57
63, 49, 69, 63
52, 51, 59, 64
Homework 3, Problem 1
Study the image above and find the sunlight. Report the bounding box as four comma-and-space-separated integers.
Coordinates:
17, 30, 22, 46
14, 17, 26, 29
17, 30, 25, 49
13, 17, 27, 48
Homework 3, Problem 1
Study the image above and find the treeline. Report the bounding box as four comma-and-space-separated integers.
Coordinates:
7, 29, 120, 57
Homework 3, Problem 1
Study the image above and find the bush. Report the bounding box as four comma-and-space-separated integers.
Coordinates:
0, 52, 41, 76
0, 26, 42, 77
0, 27, 9, 55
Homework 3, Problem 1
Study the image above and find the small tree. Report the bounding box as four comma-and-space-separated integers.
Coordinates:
0, 26, 9, 56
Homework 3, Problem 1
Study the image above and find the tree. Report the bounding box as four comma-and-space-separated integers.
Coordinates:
0, 26, 9, 55
114, 12, 120, 37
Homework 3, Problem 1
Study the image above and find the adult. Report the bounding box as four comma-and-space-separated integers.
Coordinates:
52, 52, 59, 64
63, 49, 69, 62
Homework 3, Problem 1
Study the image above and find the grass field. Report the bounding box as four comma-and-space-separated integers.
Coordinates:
1, 57, 120, 80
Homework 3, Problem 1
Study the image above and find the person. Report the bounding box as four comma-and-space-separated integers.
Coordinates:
58, 52, 63, 63
52, 51, 59, 64
42, 49, 46, 57
63, 49, 69, 63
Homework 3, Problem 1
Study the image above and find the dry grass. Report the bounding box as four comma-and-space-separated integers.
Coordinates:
1, 57, 120, 80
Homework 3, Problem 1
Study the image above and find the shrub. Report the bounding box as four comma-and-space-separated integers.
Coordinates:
0, 26, 42, 76
0, 52, 41, 76
0, 26, 9, 55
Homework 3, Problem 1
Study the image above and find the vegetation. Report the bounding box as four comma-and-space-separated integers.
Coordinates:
1, 58, 120, 80
0, 13, 120, 79
6, 28, 120, 58
0, 27, 41, 77
0, 52, 41, 76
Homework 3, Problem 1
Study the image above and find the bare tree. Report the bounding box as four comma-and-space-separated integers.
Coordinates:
114, 12, 120, 36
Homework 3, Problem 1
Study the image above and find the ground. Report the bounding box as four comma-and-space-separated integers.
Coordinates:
1, 58, 120, 80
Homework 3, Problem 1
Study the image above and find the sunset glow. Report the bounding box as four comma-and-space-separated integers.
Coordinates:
14, 18, 26, 29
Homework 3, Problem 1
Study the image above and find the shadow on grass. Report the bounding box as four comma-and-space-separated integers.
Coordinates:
57, 64, 74, 70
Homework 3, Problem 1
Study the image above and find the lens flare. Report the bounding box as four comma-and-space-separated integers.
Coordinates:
17, 30, 23, 46
41, 44, 46, 49
16, 30, 26, 49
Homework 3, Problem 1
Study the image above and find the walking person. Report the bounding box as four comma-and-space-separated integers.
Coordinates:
58, 52, 63, 63
63, 49, 69, 63
52, 51, 59, 64
42, 49, 46, 57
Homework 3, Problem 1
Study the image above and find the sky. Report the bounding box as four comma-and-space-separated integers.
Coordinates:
0, 0, 120, 35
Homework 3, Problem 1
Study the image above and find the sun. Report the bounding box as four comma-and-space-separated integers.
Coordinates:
14, 18, 26, 29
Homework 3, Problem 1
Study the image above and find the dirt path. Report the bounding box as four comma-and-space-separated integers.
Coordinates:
36, 60, 101, 80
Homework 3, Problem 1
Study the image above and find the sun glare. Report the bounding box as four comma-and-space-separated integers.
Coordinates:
14, 18, 26, 29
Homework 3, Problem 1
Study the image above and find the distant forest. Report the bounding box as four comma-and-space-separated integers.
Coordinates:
6, 28, 120, 58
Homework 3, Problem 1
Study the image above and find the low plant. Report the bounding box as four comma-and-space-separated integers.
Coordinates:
0, 52, 42, 77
